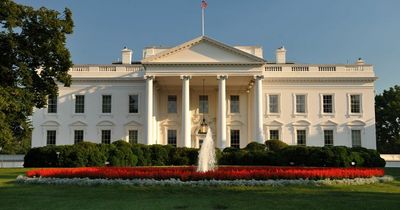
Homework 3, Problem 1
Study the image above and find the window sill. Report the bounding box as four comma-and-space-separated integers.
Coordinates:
348, 113, 363, 117
266, 113, 280, 117
321, 113, 335, 117
293, 113, 308, 117
99, 114, 113, 118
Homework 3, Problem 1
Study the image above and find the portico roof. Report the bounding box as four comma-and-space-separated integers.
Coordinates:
141, 36, 266, 64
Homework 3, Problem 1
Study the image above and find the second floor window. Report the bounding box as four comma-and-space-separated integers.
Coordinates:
323, 95, 333, 113
102, 95, 112, 113
199, 95, 209, 113
230, 95, 240, 113
47, 95, 57, 113
129, 95, 139, 113
269, 95, 279, 113
296, 95, 306, 113
350, 95, 361, 113
75, 95, 85, 113
168, 95, 177, 113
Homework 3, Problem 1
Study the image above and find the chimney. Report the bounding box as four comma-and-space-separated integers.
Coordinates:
276, 46, 286, 64
121, 47, 132, 64
356, 58, 365, 65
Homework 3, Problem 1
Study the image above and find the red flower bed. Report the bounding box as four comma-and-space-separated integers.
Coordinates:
26, 166, 384, 181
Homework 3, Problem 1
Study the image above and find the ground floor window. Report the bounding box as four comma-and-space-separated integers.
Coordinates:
167, 129, 177, 147
324, 130, 334, 146
296, 130, 306, 146
269, 130, 279, 140
230, 129, 240, 148
351, 129, 362, 147
129, 130, 138, 144
74, 130, 84, 144
101, 130, 111, 144
46, 130, 56, 145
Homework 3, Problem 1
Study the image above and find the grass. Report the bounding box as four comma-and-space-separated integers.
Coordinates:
0, 168, 399, 210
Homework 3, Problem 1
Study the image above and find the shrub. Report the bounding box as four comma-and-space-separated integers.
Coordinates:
24, 146, 58, 167
223, 147, 240, 153
265, 140, 288, 152
109, 140, 138, 166
149, 144, 169, 166
244, 142, 266, 152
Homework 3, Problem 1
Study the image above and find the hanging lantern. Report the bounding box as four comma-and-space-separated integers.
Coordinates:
198, 79, 208, 134
199, 118, 208, 134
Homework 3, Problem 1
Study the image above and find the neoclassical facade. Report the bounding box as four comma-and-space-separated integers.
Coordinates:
31, 36, 377, 149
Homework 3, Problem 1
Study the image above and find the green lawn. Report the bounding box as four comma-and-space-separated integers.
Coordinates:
0, 168, 399, 210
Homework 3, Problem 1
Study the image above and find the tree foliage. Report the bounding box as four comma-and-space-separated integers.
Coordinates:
376, 85, 400, 153
0, 0, 73, 154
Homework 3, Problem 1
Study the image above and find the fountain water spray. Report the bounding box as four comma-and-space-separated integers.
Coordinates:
197, 128, 216, 172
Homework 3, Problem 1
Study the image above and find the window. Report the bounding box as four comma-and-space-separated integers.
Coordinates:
199, 95, 209, 113
269, 95, 279, 113
350, 95, 361, 113
46, 130, 56, 145
296, 95, 306, 113
230, 95, 240, 113
324, 130, 334, 146
129, 130, 138, 144
323, 95, 333, 113
269, 130, 279, 140
297, 130, 306, 146
351, 130, 362, 147
74, 130, 84, 144
167, 130, 177, 147
75, 95, 85, 113
129, 95, 139, 113
167, 95, 177, 113
101, 130, 111, 144
47, 95, 57, 113
230, 130, 240, 148
102, 95, 112, 113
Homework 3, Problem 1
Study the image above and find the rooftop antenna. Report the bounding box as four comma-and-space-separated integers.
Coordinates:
201, 0, 208, 36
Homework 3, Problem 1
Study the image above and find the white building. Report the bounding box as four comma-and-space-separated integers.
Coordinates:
31, 36, 377, 149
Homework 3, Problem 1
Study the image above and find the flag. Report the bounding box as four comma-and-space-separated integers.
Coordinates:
201, 0, 208, 9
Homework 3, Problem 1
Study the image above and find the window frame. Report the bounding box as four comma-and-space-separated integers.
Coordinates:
349, 94, 362, 114
101, 129, 111, 144
293, 94, 308, 115
102, 95, 112, 114
269, 129, 280, 140
199, 95, 209, 114
74, 130, 84, 144
167, 129, 177, 147
296, 129, 307, 146
167, 95, 177, 114
46, 130, 57, 145
321, 94, 335, 115
351, 129, 362, 147
75, 95, 85, 114
230, 129, 240, 149
128, 129, 138, 144
47, 95, 58, 114
230, 95, 240, 114
268, 94, 280, 114
129, 94, 139, 114
323, 129, 334, 146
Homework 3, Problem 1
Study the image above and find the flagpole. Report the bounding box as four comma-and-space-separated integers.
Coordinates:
202, 7, 205, 36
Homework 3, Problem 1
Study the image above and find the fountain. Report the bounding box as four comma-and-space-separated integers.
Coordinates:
197, 128, 216, 172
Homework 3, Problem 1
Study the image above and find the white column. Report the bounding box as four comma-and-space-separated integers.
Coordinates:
217, 75, 228, 148
254, 75, 265, 143
144, 75, 154, 145
180, 75, 192, 148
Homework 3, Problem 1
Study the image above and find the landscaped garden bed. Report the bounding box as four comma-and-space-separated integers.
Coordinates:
25, 166, 385, 181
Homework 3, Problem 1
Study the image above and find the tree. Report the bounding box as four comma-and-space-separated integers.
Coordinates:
0, 0, 73, 154
376, 85, 400, 153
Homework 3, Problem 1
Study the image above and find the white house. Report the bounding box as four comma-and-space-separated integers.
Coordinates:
31, 36, 377, 149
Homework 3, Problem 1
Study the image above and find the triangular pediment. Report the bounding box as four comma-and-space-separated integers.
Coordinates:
142, 36, 265, 64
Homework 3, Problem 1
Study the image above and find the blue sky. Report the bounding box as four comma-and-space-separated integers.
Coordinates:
15, 0, 400, 93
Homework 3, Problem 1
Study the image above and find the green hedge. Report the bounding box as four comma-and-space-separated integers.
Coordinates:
24, 141, 385, 168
